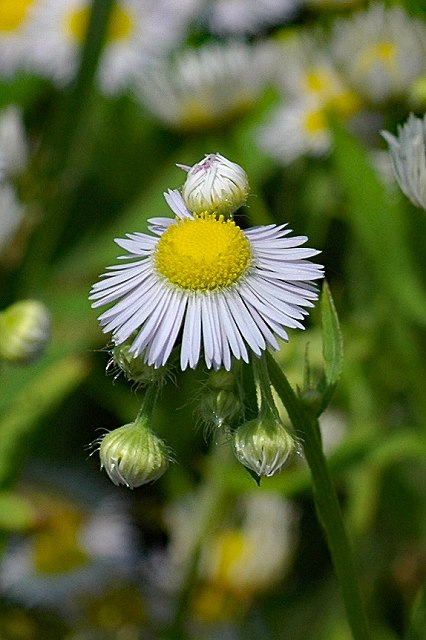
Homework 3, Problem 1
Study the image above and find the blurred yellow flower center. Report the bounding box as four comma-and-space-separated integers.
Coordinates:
0, 0, 33, 32
155, 214, 252, 291
303, 108, 327, 134
358, 41, 397, 72
66, 4, 133, 44
305, 69, 334, 95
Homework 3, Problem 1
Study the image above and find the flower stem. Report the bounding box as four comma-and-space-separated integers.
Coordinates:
266, 351, 371, 640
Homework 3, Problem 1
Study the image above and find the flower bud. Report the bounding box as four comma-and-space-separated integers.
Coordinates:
0, 300, 50, 365
232, 417, 298, 478
179, 153, 249, 217
200, 388, 242, 430
99, 418, 171, 488
111, 343, 169, 385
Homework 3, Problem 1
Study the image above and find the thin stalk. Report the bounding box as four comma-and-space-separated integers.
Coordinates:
266, 351, 371, 640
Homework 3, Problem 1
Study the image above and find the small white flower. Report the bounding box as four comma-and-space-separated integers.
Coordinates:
134, 41, 270, 131
331, 3, 426, 104
26, 0, 195, 94
179, 153, 249, 217
90, 184, 323, 371
204, 0, 302, 36
382, 113, 426, 211
257, 98, 332, 165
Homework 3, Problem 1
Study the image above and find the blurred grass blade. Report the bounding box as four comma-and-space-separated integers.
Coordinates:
330, 118, 426, 326
0, 355, 90, 489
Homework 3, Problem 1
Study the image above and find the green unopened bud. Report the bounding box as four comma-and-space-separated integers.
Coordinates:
0, 299, 50, 365
233, 416, 298, 478
99, 418, 171, 488
200, 388, 243, 429
179, 153, 249, 217
111, 343, 169, 385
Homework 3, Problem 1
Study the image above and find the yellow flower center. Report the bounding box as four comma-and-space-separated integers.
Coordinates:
303, 108, 327, 134
357, 41, 397, 73
0, 0, 34, 32
154, 214, 252, 291
66, 3, 134, 44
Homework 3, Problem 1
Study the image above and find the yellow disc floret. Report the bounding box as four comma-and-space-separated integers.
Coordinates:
66, 4, 133, 44
154, 213, 252, 291
0, 0, 34, 32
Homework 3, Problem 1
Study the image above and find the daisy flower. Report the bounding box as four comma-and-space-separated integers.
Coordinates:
133, 41, 271, 131
382, 113, 426, 211
26, 0, 196, 94
204, 0, 302, 36
0, 0, 37, 78
271, 32, 361, 119
331, 3, 426, 105
90, 183, 323, 371
256, 98, 332, 165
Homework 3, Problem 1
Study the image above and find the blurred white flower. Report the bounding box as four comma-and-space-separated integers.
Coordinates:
331, 3, 426, 104
0, 0, 37, 78
271, 32, 361, 118
199, 493, 297, 594
0, 479, 137, 614
382, 113, 426, 211
134, 41, 271, 131
204, 0, 302, 36
257, 98, 332, 165
164, 492, 298, 604
26, 0, 196, 94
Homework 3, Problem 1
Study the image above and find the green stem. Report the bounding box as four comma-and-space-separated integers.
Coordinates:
136, 383, 159, 422
266, 351, 371, 640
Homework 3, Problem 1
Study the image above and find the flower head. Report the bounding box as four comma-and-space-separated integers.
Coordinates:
179, 153, 249, 217
382, 113, 426, 211
99, 417, 171, 489
90, 172, 323, 371
232, 415, 299, 478
0, 299, 50, 365
133, 41, 270, 131
331, 3, 426, 104
257, 98, 332, 165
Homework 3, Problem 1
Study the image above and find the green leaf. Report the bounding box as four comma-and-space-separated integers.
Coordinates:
321, 280, 344, 393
